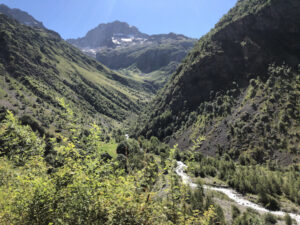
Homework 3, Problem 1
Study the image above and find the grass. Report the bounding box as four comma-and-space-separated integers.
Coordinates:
207, 189, 234, 202
101, 142, 118, 158
117, 64, 176, 91
0, 87, 6, 99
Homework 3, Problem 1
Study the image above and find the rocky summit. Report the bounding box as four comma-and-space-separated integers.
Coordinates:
67, 21, 148, 51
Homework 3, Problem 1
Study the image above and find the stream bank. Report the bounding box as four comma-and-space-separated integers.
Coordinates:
176, 161, 300, 224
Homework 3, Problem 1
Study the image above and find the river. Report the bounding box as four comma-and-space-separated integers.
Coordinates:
176, 161, 300, 224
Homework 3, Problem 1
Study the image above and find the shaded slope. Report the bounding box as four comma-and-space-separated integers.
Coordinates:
171, 65, 300, 165
135, 0, 300, 162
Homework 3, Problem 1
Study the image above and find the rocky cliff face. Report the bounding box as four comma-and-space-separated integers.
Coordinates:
0, 4, 45, 29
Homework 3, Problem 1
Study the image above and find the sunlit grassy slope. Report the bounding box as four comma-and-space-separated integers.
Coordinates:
0, 14, 154, 132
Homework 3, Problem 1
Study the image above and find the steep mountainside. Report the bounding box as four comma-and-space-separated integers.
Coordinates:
135, 0, 300, 164
67, 21, 196, 89
0, 14, 153, 134
0, 4, 45, 29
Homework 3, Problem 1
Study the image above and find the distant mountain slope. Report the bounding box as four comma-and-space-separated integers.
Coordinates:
67, 21, 196, 89
96, 33, 194, 72
68, 21, 148, 49
134, 0, 300, 163
0, 4, 45, 29
0, 14, 153, 134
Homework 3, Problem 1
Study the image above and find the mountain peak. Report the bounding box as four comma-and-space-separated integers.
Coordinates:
67, 21, 195, 52
110, 20, 129, 25
67, 20, 196, 52
67, 21, 148, 49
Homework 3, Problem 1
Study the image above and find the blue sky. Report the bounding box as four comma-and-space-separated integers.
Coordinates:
1, 0, 237, 39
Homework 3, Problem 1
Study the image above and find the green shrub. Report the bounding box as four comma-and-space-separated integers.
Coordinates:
231, 205, 240, 220
284, 214, 292, 225
263, 213, 277, 225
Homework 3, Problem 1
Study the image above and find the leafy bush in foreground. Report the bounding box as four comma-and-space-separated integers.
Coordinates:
0, 110, 220, 225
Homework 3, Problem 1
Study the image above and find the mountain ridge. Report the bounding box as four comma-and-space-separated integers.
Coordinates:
67, 20, 194, 50
0, 4, 45, 29
67, 20, 148, 49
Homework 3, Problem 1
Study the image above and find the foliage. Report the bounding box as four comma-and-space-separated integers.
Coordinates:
284, 214, 293, 225
0, 111, 44, 165
232, 208, 263, 225
0, 110, 221, 224
263, 213, 277, 225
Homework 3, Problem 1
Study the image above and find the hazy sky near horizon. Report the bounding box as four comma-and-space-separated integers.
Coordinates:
1, 0, 237, 39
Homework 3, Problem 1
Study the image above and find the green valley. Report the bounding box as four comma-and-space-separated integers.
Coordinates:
0, 0, 300, 224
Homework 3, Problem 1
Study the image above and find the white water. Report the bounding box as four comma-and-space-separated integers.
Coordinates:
176, 161, 300, 224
